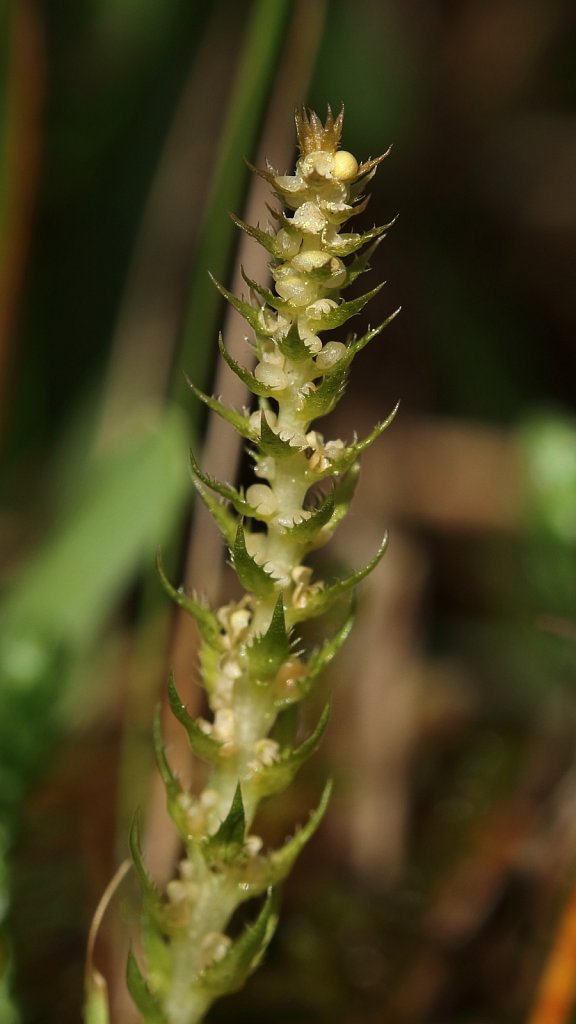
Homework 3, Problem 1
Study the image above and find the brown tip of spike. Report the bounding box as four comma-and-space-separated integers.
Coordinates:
295, 104, 344, 156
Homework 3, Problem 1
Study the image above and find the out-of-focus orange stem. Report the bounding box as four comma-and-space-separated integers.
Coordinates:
528, 877, 576, 1024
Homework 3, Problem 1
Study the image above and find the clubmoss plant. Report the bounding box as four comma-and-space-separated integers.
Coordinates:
128, 107, 398, 1024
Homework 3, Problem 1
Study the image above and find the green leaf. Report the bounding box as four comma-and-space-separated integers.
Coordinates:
241, 268, 289, 315
344, 238, 382, 287
306, 284, 384, 333
186, 375, 257, 441
290, 535, 389, 623
156, 551, 221, 642
313, 410, 399, 482
247, 596, 290, 679
276, 320, 312, 363
258, 410, 305, 458
300, 364, 348, 421
273, 607, 356, 710
217, 334, 285, 398
206, 784, 246, 859
129, 812, 161, 916
152, 710, 182, 805
343, 308, 401, 367
324, 222, 390, 257
267, 779, 332, 883
209, 274, 263, 334
2, 412, 190, 653
126, 950, 167, 1024
167, 674, 224, 765
187, 465, 238, 547
328, 466, 360, 531
281, 492, 335, 544
140, 913, 171, 999
252, 703, 331, 799
190, 447, 257, 518
200, 889, 279, 996
232, 522, 278, 597
230, 213, 285, 259
299, 609, 355, 698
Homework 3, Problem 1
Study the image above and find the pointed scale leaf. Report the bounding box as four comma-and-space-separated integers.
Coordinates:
129, 812, 161, 917
126, 950, 168, 1024
140, 913, 171, 999
217, 334, 286, 398
209, 274, 263, 334
152, 710, 182, 805
259, 410, 306, 458
300, 364, 348, 421
190, 448, 258, 518
342, 308, 401, 368
232, 522, 278, 597
205, 783, 246, 861
327, 466, 360, 532
306, 284, 384, 333
324, 221, 392, 257
231, 780, 333, 900
156, 551, 221, 643
313, 410, 400, 482
188, 464, 238, 547
241, 268, 289, 316
276, 320, 312, 363
247, 596, 290, 680
229, 213, 286, 260
251, 703, 331, 800
281, 492, 335, 545
343, 238, 383, 288
289, 535, 389, 624
274, 608, 355, 708
167, 673, 224, 766
200, 888, 279, 996
186, 375, 257, 441
266, 779, 332, 884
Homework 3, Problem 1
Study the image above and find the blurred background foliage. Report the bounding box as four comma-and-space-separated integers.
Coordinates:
2, 1, 576, 1022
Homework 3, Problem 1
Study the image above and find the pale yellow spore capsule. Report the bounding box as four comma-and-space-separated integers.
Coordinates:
332, 150, 359, 181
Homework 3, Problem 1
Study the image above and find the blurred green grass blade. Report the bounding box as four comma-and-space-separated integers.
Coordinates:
172, 0, 294, 407
1, 410, 189, 654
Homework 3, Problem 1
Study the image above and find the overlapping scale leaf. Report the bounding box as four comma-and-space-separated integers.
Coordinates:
258, 411, 306, 458
275, 320, 312, 363
127, 951, 168, 1024
198, 889, 279, 997
209, 275, 264, 335
186, 376, 257, 441
289, 534, 389, 623
130, 812, 162, 921
229, 213, 287, 259
299, 363, 349, 421
280, 491, 335, 545
231, 522, 278, 598
205, 784, 246, 863
265, 779, 332, 884
167, 674, 224, 766
156, 552, 221, 644
248, 703, 330, 800
246, 596, 290, 680
217, 334, 286, 397
306, 284, 383, 333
